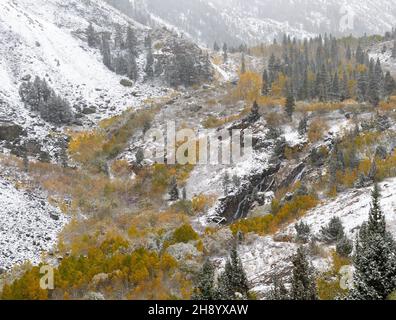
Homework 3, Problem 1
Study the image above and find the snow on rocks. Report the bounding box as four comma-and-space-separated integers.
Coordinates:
0, 177, 70, 270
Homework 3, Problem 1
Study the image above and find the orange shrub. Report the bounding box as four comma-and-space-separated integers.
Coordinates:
230, 195, 318, 236
68, 130, 106, 165
308, 119, 329, 142
234, 71, 262, 103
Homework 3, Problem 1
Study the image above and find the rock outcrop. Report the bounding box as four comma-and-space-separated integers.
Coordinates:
0, 121, 25, 141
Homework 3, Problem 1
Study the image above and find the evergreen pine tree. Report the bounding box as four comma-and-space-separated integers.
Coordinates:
249, 100, 260, 122
262, 69, 269, 95
144, 34, 152, 49
59, 141, 69, 169
330, 72, 340, 101
222, 171, 230, 194
216, 246, 249, 300
114, 25, 125, 49
241, 52, 246, 74
22, 150, 29, 173
298, 114, 308, 136
392, 40, 396, 59
168, 176, 179, 201
268, 53, 276, 84
368, 159, 377, 181
320, 217, 345, 244
357, 71, 368, 102
213, 41, 220, 52
127, 52, 138, 81
268, 277, 289, 300
318, 64, 330, 102
114, 54, 128, 75
145, 46, 154, 79
356, 45, 365, 64
101, 33, 113, 70
223, 43, 228, 63
341, 70, 350, 101
86, 22, 97, 48
298, 70, 309, 101
350, 184, 396, 300
336, 236, 353, 257
192, 260, 216, 300
290, 247, 318, 300
135, 148, 144, 166
126, 26, 138, 56
375, 58, 384, 95
295, 221, 311, 243
384, 71, 395, 97
182, 187, 187, 201
285, 86, 295, 120
346, 45, 352, 60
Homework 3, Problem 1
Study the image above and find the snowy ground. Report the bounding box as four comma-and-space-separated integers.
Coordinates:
0, 176, 70, 271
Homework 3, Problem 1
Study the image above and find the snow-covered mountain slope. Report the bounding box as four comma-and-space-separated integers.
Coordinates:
238, 178, 396, 296
139, 0, 396, 46
369, 40, 396, 76
0, 175, 69, 271
0, 0, 166, 127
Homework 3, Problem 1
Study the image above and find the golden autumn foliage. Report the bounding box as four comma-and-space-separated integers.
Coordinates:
298, 102, 344, 113
270, 73, 288, 98
1, 236, 186, 300
171, 224, 199, 244
69, 108, 157, 170
379, 96, 396, 111
234, 71, 262, 103
68, 130, 106, 165
1, 266, 48, 300
191, 194, 216, 214
308, 119, 329, 143
202, 112, 246, 129
230, 195, 318, 236
317, 251, 350, 300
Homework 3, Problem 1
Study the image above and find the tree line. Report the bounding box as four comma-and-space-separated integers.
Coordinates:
260, 34, 395, 109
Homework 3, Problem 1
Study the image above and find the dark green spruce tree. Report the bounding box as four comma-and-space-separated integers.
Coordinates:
192, 260, 216, 300
216, 246, 249, 300
145, 46, 154, 79
223, 43, 228, 63
290, 247, 318, 300
285, 86, 295, 120
262, 69, 269, 95
168, 176, 179, 201
86, 22, 97, 47
384, 71, 395, 97
349, 184, 396, 300
241, 52, 246, 74
392, 40, 396, 59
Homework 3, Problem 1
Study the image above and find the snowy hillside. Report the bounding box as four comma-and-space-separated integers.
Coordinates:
369, 40, 396, 76
238, 178, 396, 296
139, 0, 396, 46
0, 175, 69, 271
0, 0, 167, 127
